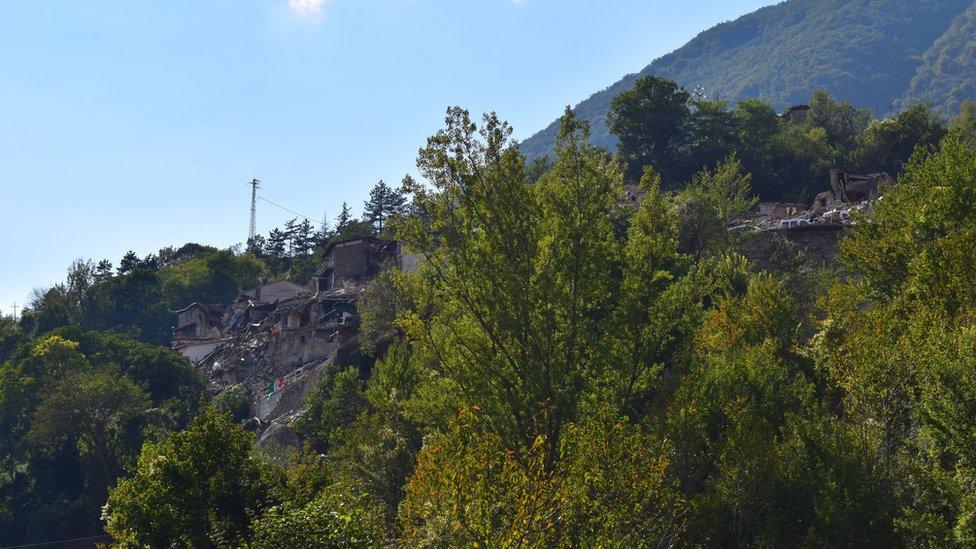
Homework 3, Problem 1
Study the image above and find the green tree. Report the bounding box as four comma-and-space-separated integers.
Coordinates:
676, 156, 757, 257
294, 366, 367, 452
397, 107, 620, 457
30, 368, 151, 534
687, 99, 738, 173
105, 410, 277, 548
950, 99, 976, 143
807, 89, 872, 160
607, 76, 692, 184
363, 180, 407, 234
853, 104, 948, 175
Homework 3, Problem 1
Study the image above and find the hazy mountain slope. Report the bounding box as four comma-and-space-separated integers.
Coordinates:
520, 0, 974, 159
897, 1, 976, 113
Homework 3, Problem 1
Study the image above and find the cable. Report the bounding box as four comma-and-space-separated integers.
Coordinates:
148, 186, 249, 249
0, 534, 112, 549
257, 196, 322, 225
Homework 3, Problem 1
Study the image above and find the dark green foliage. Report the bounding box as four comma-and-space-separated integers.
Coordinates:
607, 76, 691, 183
521, 0, 975, 159
852, 103, 948, 175
363, 179, 407, 234
0, 329, 204, 546
294, 365, 368, 452
105, 409, 278, 548
21, 248, 266, 346
212, 386, 252, 424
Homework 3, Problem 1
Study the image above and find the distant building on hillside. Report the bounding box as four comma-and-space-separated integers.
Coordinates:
312, 236, 399, 293
240, 280, 307, 304
173, 303, 225, 340
781, 105, 810, 124
828, 169, 892, 203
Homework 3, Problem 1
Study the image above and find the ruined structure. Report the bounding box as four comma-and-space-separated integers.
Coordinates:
754, 202, 806, 221
311, 236, 400, 293
781, 105, 810, 124
174, 303, 225, 340
827, 169, 892, 203
241, 280, 306, 304
172, 238, 419, 438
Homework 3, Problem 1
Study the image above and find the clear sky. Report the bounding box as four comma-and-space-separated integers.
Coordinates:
0, 0, 775, 315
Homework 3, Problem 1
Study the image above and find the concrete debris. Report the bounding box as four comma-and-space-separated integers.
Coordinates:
171, 237, 420, 443
732, 169, 886, 235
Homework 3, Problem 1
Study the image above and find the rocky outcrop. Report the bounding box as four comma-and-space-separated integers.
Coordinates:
738, 224, 847, 274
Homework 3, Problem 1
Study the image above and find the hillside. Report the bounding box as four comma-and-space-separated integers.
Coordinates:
521, 0, 976, 158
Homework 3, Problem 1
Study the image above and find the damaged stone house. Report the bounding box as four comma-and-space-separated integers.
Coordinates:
754, 202, 806, 221
172, 236, 420, 437
813, 169, 893, 210
311, 236, 403, 293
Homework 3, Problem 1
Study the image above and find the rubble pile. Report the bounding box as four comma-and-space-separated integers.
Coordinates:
732, 169, 890, 233
170, 236, 416, 436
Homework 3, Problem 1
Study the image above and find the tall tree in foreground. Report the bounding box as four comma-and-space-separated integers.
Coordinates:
397, 107, 620, 457
395, 107, 687, 544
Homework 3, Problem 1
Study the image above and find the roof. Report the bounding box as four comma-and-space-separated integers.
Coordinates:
321, 235, 390, 258
782, 104, 810, 116
241, 280, 307, 304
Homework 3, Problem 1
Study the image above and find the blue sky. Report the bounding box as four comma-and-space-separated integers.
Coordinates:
0, 0, 775, 315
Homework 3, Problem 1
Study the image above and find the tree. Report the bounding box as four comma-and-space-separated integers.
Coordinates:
852, 104, 947, 175
104, 410, 277, 548
363, 180, 407, 234
687, 99, 738, 173
335, 202, 353, 234
807, 89, 872, 161
294, 366, 367, 452
397, 107, 620, 458
251, 490, 383, 549
607, 76, 692, 185
733, 99, 784, 199
950, 99, 976, 143
30, 368, 151, 534
676, 156, 757, 257
816, 134, 976, 544
0, 316, 24, 364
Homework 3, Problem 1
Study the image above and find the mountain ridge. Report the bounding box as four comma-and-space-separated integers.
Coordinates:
520, 0, 976, 159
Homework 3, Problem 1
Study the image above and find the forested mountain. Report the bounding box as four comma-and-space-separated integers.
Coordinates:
521, 0, 976, 158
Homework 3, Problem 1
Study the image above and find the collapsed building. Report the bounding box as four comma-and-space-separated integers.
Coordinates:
735, 168, 891, 272
171, 237, 417, 438
812, 169, 893, 211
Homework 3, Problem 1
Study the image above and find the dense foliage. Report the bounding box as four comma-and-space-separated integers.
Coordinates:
521, 0, 976, 159
0, 328, 202, 545
604, 79, 949, 201
6, 90, 976, 545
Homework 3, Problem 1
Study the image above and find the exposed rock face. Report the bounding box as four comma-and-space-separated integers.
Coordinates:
257, 423, 302, 452
738, 224, 847, 274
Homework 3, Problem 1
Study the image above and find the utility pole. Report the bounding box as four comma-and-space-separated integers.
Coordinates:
10, 302, 17, 319
248, 178, 261, 242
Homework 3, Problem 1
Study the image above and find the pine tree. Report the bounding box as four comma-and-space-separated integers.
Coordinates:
283, 218, 299, 257
335, 202, 352, 234
363, 180, 407, 234
294, 219, 314, 257
266, 229, 287, 260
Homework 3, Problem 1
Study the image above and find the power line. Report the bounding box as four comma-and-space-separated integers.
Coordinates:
257, 196, 322, 225
0, 533, 112, 549
148, 186, 249, 249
